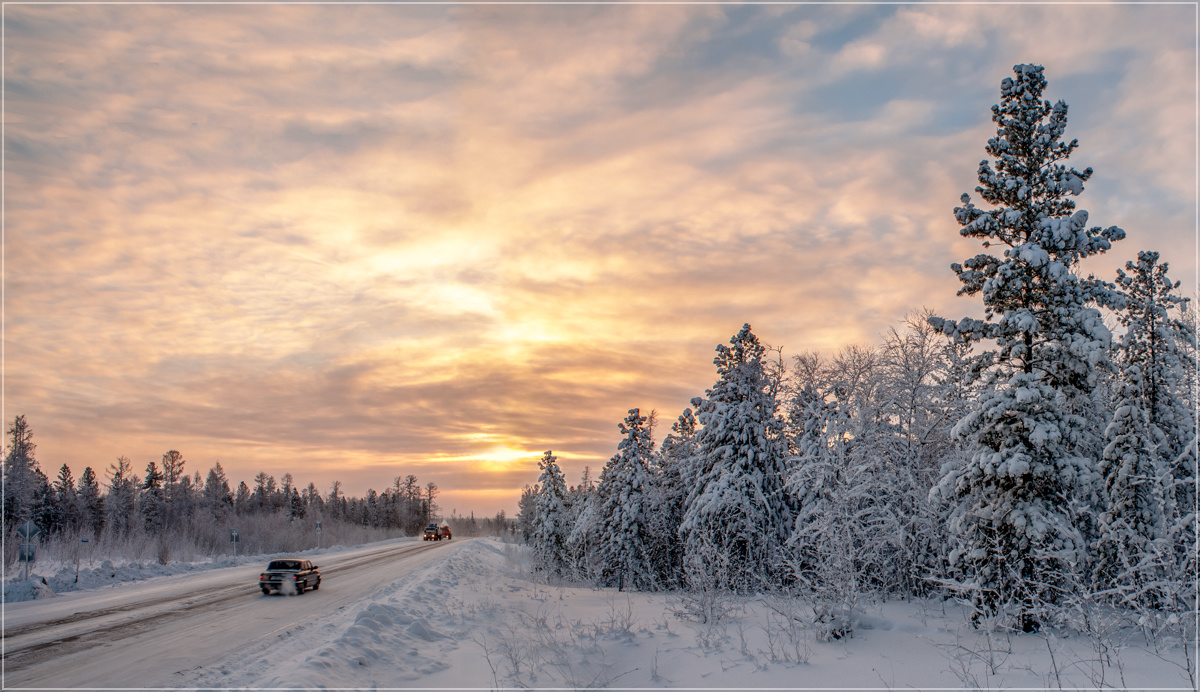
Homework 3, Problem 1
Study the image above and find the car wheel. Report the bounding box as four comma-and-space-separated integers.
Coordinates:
295, 580, 305, 595
261, 587, 271, 595
312, 579, 320, 591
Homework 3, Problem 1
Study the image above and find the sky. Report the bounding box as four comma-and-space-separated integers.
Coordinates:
4, 2, 1196, 516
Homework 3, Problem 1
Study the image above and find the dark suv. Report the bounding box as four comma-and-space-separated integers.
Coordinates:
259, 559, 321, 594
423, 523, 441, 540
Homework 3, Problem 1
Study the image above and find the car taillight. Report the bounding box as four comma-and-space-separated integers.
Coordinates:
260, 574, 267, 580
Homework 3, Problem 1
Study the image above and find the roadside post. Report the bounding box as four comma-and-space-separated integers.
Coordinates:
16, 520, 40, 581
76, 537, 90, 583
230, 528, 240, 557
315, 520, 322, 550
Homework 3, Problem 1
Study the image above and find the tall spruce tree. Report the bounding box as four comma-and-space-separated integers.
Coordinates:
929, 64, 1125, 626
679, 324, 794, 592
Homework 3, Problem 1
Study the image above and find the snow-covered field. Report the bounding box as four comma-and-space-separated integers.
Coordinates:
207, 538, 1196, 689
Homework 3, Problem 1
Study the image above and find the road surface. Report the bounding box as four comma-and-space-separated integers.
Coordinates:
3, 538, 459, 688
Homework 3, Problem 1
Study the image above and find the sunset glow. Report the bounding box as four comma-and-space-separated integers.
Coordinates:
5, 4, 1195, 515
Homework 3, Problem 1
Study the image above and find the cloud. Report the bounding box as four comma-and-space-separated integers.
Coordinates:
6, 4, 1193, 514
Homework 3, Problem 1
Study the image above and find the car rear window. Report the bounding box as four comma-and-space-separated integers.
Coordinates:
268, 560, 301, 570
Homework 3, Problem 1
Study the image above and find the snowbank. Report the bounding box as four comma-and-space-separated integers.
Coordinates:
3, 577, 57, 602
249, 538, 1195, 689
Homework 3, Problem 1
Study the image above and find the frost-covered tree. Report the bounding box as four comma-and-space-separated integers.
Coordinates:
929, 64, 1125, 626
204, 462, 234, 519
77, 466, 105, 537
54, 464, 80, 535
877, 311, 963, 593
105, 456, 139, 538
593, 409, 657, 590
565, 468, 600, 580
531, 451, 571, 577
1096, 251, 1195, 608
644, 408, 696, 588
140, 461, 165, 534
680, 324, 795, 592
786, 366, 904, 639
3, 415, 40, 529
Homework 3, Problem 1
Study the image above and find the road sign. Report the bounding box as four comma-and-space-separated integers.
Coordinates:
18, 545, 36, 562
81, 538, 89, 543
16, 520, 39, 540
230, 529, 240, 543
315, 521, 322, 533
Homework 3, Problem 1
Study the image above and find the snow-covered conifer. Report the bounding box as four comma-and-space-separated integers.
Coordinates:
593, 409, 657, 590
531, 450, 571, 577
644, 409, 696, 588
929, 64, 1125, 626
1096, 251, 1195, 608
680, 324, 795, 592
105, 456, 139, 538
3, 415, 39, 529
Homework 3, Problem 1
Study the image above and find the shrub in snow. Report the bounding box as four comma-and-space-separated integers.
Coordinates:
929, 64, 1125, 628
679, 324, 794, 593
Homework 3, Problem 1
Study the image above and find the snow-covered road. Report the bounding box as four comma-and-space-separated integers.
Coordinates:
3, 538, 456, 688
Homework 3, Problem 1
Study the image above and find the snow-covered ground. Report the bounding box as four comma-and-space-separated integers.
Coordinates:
186, 538, 1191, 690
6, 536, 1194, 689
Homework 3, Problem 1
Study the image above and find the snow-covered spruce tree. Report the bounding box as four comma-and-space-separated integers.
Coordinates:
929, 64, 1125, 628
4, 415, 40, 529
644, 408, 696, 588
591, 409, 657, 590
680, 324, 795, 593
530, 450, 571, 578
1096, 251, 1195, 609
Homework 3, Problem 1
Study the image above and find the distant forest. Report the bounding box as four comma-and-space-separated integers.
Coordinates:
2, 421, 512, 567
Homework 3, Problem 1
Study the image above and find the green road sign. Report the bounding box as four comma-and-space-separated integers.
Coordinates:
16, 520, 39, 540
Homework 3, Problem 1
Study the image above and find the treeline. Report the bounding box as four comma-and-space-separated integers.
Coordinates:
517, 63, 1197, 640
1, 420, 507, 566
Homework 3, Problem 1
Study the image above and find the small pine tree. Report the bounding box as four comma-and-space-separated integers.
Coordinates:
644, 409, 696, 588
54, 464, 80, 535
105, 456, 139, 538
531, 451, 571, 578
593, 409, 657, 590
204, 462, 234, 519
77, 466, 105, 537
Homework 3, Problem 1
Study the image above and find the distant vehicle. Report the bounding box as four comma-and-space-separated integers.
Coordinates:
423, 524, 441, 541
439, 525, 452, 540
259, 559, 321, 595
